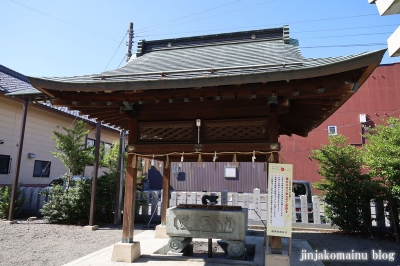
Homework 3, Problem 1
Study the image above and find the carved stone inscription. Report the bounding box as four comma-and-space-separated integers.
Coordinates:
166, 207, 247, 241
174, 215, 236, 233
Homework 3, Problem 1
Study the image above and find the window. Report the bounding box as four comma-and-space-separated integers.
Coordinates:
328, 125, 338, 136
86, 138, 95, 148
33, 160, 51, 177
0, 155, 11, 174
104, 142, 112, 153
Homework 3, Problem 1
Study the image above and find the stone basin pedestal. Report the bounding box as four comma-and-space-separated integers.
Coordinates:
166, 205, 248, 259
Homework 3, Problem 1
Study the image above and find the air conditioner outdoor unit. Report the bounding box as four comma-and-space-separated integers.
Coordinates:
360, 114, 367, 123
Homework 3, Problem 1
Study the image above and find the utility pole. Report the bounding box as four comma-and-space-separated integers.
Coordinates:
126, 22, 134, 62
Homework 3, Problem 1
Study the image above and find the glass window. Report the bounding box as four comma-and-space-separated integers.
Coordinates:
0, 155, 11, 174
104, 142, 112, 153
328, 125, 338, 136
33, 160, 51, 177
86, 138, 95, 148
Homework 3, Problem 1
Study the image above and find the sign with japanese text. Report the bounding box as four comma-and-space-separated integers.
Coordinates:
267, 163, 293, 237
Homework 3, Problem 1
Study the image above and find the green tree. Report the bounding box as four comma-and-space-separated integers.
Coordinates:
51, 120, 94, 188
312, 135, 376, 234
363, 117, 400, 241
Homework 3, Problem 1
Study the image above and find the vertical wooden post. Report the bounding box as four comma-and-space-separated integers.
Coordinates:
114, 131, 125, 224
268, 101, 283, 253
89, 122, 101, 226
161, 164, 171, 225
122, 118, 138, 243
8, 98, 29, 222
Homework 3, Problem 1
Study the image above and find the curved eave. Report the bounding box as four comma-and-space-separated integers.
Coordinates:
28, 49, 386, 96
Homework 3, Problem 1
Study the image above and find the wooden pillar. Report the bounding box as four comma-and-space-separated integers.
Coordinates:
113, 131, 125, 224
8, 98, 29, 221
268, 101, 283, 253
122, 118, 138, 243
89, 122, 101, 226
161, 162, 171, 225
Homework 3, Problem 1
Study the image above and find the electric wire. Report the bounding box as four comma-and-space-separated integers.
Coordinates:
134, 0, 280, 34
135, 0, 242, 32
134, 12, 377, 35
117, 55, 127, 69
300, 32, 393, 40
104, 31, 128, 72
135, 23, 399, 39
301, 43, 387, 49
9, 0, 119, 42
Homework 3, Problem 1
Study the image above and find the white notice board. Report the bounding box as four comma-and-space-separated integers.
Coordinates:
267, 163, 293, 238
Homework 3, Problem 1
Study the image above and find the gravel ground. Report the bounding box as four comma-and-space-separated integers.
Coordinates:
1, 219, 400, 266
0, 219, 148, 266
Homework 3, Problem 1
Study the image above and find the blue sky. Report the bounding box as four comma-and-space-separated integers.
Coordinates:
2, 0, 399, 77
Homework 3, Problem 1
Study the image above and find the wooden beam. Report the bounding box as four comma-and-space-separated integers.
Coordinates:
130, 142, 280, 154
292, 100, 339, 107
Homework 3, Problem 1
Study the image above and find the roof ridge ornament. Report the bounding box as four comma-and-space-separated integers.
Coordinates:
283, 25, 290, 44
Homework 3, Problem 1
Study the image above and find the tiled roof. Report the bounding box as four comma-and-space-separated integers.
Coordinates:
0, 64, 36, 93
22, 26, 386, 135
0, 64, 112, 128
30, 26, 384, 88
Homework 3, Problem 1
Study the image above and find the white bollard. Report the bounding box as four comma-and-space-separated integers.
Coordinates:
232, 193, 238, 206
312, 196, 321, 224
180, 192, 187, 205
190, 192, 197, 205
253, 188, 261, 218
170, 192, 178, 207
300, 195, 308, 223
243, 193, 249, 209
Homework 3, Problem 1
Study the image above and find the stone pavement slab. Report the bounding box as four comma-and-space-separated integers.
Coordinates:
63, 230, 323, 266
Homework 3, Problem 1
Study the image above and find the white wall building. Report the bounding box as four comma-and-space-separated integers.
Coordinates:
0, 64, 120, 187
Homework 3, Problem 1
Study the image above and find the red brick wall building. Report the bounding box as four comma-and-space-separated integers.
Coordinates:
279, 63, 400, 183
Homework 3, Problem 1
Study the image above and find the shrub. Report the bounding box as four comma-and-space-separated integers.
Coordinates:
40, 174, 118, 224
0, 184, 25, 219
40, 179, 91, 224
